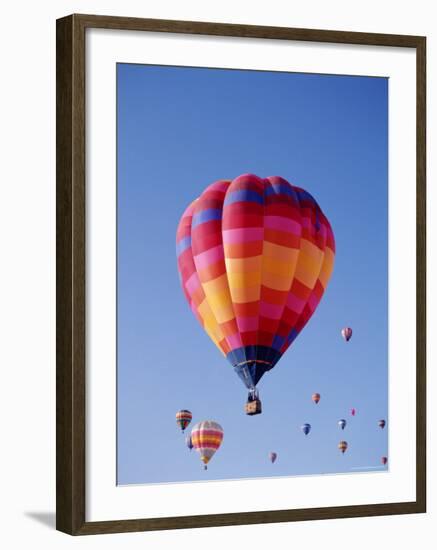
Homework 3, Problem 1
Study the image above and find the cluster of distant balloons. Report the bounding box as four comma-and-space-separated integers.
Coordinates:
297, 392, 387, 465
294, 328, 387, 466
175, 326, 387, 471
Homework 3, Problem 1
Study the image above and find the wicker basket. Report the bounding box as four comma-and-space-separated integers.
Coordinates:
245, 399, 262, 415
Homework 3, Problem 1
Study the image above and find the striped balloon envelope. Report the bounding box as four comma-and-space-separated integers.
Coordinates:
191, 420, 224, 469
176, 174, 335, 405
341, 327, 353, 342
312, 392, 321, 404
175, 409, 192, 433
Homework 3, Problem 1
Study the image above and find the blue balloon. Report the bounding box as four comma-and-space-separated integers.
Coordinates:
185, 435, 193, 450
301, 423, 311, 436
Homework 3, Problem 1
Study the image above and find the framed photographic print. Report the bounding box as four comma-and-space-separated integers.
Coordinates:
56, 14, 426, 535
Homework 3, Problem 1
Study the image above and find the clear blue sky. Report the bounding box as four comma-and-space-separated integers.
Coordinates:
116, 63, 388, 485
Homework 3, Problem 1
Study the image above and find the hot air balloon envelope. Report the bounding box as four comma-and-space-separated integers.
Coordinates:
176, 409, 192, 432
381, 456, 388, 465
312, 393, 321, 404
338, 440, 348, 453
341, 327, 353, 341
378, 419, 386, 429
338, 419, 346, 430
176, 174, 335, 409
191, 420, 224, 469
269, 452, 277, 464
301, 423, 311, 436
350, 408, 356, 416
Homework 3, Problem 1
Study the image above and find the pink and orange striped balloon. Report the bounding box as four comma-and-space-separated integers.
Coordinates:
176, 174, 335, 394
191, 420, 224, 469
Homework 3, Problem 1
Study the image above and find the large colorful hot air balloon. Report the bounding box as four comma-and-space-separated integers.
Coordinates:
338, 440, 348, 454
338, 419, 346, 430
341, 327, 353, 342
381, 456, 388, 465
185, 435, 193, 451
191, 420, 224, 470
301, 423, 311, 436
312, 393, 321, 404
176, 174, 335, 414
269, 451, 277, 464
176, 409, 192, 433
378, 419, 386, 429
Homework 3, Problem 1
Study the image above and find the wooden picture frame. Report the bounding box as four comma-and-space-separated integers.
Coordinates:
56, 13, 426, 535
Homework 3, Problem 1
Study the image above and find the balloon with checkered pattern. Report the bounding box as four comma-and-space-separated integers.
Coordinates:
176, 174, 335, 411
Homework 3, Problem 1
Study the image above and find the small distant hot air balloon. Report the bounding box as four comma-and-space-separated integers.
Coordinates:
378, 419, 386, 429
312, 393, 321, 405
185, 435, 193, 451
301, 423, 311, 436
269, 452, 277, 464
191, 420, 224, 470
341, 327, 353, 342
350, 408, 356, 416
338, 419, 347, 430
176, 409, 192, 433
338, 440, 348, 454
381, 456, 388, 465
